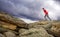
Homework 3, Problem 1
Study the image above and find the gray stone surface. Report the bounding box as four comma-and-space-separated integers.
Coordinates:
0, 33, 5, 37
19, 27, 54, 37
4, 31, 16, 37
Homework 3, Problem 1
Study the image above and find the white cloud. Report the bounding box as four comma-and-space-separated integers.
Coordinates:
20, 18, 37, 23
41, 0, 60, 20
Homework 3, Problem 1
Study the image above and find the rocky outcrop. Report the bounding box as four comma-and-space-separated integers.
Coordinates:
0, 11, 60, 37
0, 11, 28, 28
29, 21, 60, 37
49, 22, 60, 37
0, 21, 16, 30
0, 33, 5, 37
19, 27, 54, 37
4, 31, 16, 37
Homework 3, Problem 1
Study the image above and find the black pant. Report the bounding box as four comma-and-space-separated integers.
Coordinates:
44, 14, 51, 21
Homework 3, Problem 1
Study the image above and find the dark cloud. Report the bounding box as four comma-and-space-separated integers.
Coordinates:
0, 0, 60, 20
55, 0, 60, 1
54, 0, 60, 4
0, 0, 43, 20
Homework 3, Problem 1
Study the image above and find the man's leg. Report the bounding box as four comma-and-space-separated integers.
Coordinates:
47, 14, 51, 21
44, 15, 47, 20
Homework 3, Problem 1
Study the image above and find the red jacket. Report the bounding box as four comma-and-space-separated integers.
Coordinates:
43, 9, 48, 15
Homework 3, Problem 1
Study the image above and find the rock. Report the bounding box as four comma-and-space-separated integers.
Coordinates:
29, 20, 60, 37
0, 27, 8, 33
0, 33, 5, 37
0, 27, 18, 35
0, 11, 28, 28
41, 23, 52, 30
19, 28, 27, 34
4, 31, 16, 37
19, 27, 54, 37
28, 21, 59, 37
0, 21, 17, 30
28, 20, 53, 29
50, 22, 60, 37
48, 34, 54, 37
28, 23, 52, 30
29, 20, 49, 25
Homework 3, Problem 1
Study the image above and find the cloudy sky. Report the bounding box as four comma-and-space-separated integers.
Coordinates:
0, 0, 60, 23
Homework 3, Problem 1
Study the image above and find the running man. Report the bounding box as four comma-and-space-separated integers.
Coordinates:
42, 8, 51, 21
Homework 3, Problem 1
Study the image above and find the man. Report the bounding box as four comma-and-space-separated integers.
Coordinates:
42, 8, 51, 21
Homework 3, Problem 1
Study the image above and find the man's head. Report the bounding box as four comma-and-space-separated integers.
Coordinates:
42, 8, 44, 10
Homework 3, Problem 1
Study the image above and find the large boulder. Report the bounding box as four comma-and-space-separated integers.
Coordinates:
50, 22, 60, 37
0, 27, 10, 33
0, 11, 28, 28
0, 33, 5, 37
29, 20, 60, 37
0, 27, 18, 35
29, 20, 49, 25
4, 31, 16, 37
0, 21, 16, 30
19, 27, 54, 37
